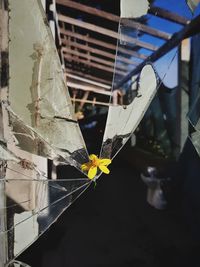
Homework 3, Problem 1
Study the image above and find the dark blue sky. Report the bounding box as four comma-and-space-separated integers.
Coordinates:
136, 0, 192, 88
152, 0, 192, 88
140, 0, 192, 52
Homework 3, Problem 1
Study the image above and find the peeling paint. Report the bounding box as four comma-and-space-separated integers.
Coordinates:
28, 42, 44, 127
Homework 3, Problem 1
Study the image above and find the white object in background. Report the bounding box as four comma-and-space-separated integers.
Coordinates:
141, 167, 168, 210
131, 134, 136, 147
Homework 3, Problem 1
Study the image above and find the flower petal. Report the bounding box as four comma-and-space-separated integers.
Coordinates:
88, 166, 97, 179
99, 165, 110, 174
81, 163, 90, 171
89, 154, 98, 161
99, 158, 111, 166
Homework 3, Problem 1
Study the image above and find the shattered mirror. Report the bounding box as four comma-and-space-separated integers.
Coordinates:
0, 0, 197, 266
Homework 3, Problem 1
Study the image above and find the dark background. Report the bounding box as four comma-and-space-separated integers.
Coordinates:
18, 144, 200, 267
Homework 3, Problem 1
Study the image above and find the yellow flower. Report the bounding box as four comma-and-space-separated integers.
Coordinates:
81, 154, 111, 180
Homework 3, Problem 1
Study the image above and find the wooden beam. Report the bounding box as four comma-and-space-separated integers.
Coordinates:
65, 54, 126, 76
149, 6, 190, 25
64, 47, 115, 66
60, 28, 117, 50
66, 73, 111, 89
79, 91, 90, 110
60, 28, 147, 60
115, 14, 200, 89
117, 46, 146, 60
71, 98, 111, 107
121, 18, 171, 40
56, 0, 172, 40
56, 0, 119, 22
62, 47, 129, 71
66, 80, 112, 96
65, 69, 112, 85
62, 39, 139, 66
62, 38, 115, 58
58, 15, 158, 51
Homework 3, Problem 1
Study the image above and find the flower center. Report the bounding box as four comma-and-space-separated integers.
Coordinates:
92, 159, 99, 167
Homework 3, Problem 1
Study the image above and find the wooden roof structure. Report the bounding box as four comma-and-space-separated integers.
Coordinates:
54, 0, 196, 108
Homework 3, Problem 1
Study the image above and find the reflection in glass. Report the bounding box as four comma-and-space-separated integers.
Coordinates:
9, 0, 89, 168
101, 64, 157, 159
100, 0, 189, 159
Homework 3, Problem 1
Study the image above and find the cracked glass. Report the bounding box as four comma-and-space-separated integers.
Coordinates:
188, 95, 200, 156
0, 0, 91, 266
100, 0, 190, 160
0, 0, 195, 266
8, 0, 89, 168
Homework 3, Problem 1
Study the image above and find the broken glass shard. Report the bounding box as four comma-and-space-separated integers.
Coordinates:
100, 1, 189, 160
189, 131, 200, 156
0, 161, 91, 264
188, 95, 200, 156
0, 142, 19, 162
7, 107, 87, 171
120, 0, 149, 18
101, 64, 157, 159
7, 260, 31, 267
186, 0, 200, 13
188, 95, 200, 131
8, 0, 89, 167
